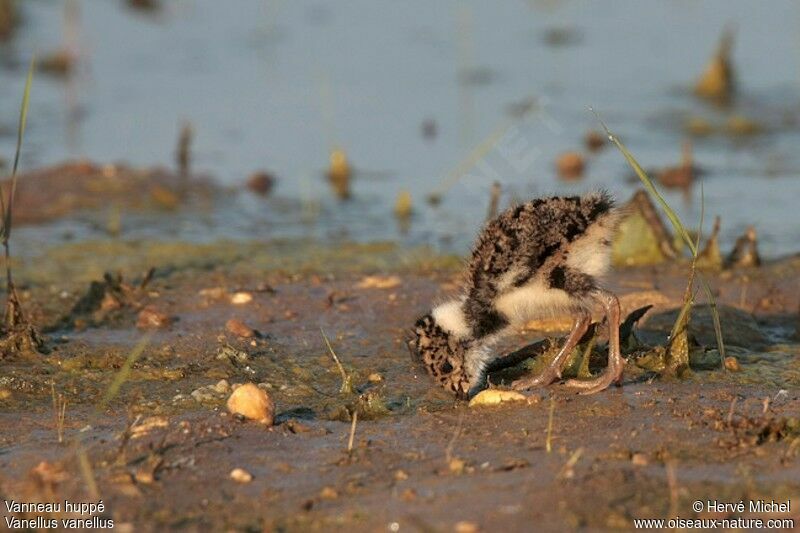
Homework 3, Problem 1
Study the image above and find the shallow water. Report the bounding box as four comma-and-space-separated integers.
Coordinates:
2, 0, 800, 255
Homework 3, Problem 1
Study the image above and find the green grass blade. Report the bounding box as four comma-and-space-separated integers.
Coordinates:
592, 111, 696, 255
321, 327, 355, 394
697, 181, 705, 251
698, 275, 726, 360
97, 335, 151, 410
692, 185, 725, 360
2, 57, 35, 240
593, 110, 726, 360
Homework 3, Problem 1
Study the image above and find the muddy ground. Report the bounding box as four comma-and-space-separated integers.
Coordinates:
1, 240, 799, 532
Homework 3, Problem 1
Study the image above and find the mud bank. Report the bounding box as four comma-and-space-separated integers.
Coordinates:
0, 241, 799, 531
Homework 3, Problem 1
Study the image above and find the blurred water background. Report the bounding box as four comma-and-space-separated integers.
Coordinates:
2, 0, 800, 256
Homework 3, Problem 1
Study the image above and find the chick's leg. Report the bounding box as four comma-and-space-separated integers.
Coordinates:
564, 289, 623, 394
512, 311, 591, 391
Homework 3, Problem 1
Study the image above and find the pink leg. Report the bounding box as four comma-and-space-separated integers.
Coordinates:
564, 289, 623, 395
512, 312, 591, 391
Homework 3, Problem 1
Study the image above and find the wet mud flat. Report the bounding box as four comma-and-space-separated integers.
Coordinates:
1, 241, 799, 531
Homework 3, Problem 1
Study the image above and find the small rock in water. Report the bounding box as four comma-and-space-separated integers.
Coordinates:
556, 151, 585, 180
136, 306, 173, 330
685, 116, 714, 136
584, 130, 606, 152
726, 226, 761, 268
696, 216, 723, 271
394, 191, 413, 219
128, 0, 161, 12
38, 49, 76, 77
229, 468, 253, 483
327, 149, 352, 200
541, 26, 582, 47
227, 383, 275, 424
726, 115, 762, 136
656, 141, 696, 190
150, 185, 180, 210
694, 27, 736, 103
226, 318, 256, 338
246, 171, 276, 196
421, 118, 437, 139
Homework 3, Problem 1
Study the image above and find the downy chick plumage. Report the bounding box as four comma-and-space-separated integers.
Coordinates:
409, 191, 623, 399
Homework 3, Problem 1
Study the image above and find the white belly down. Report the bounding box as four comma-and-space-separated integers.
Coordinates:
494, 280, 576, 325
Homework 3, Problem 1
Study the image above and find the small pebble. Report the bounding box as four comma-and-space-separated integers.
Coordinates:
216, 345, 249, 364
213, 379, 231, 394
726, 115, 762, 136
367, 372, 384, 383
584, 130, 606, 152
191, 388, 217, 403
199, 287, 227, 299
454, 520, 480, 533
401, 488, 417, 501
130, 416, 169, 439
394, 191, 413, 219
631, 453, 648, 466
231, 292, 253, 305
246, 171, 276, 196
150, 185, 180, 210
724, 356, 741, 372
226, 318, 255, 338
136, 306, 173, 330
229, 468, 253, 483
421, 118, 437, 139
356, 275, 401, 289
556, 151, 585, 180
448, 458, 465, 474
227, 383, 275, 424
134, 470, 155, 485
319, 486, 338, 499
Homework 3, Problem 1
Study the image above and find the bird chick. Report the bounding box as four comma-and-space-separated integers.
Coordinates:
409, 192, 622, 399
